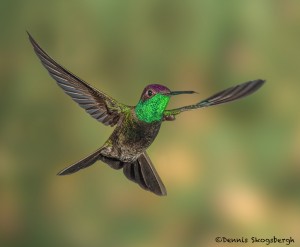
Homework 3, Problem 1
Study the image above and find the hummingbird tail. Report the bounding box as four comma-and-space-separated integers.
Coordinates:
57, 149, 167, 196
57, 149, 102, 175
123, 152, 167, 196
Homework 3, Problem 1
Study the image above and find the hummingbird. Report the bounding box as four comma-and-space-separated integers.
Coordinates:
28, 32, 265, 196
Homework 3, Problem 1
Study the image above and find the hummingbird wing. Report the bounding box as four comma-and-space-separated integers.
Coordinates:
57, 148, 102, 175
123, 152, 167, 196
28, 32, 128, 127
163, 79, 265, 119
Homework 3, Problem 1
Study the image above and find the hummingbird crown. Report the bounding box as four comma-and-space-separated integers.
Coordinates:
140, 84, 171, 102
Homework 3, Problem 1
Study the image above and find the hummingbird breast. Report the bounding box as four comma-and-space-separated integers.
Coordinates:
100, 108, 162, 162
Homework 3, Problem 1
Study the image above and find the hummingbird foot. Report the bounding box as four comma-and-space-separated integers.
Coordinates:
163, 115, 176, 121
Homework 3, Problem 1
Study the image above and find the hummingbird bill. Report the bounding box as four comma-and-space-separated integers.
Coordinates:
28, 32, 265, 196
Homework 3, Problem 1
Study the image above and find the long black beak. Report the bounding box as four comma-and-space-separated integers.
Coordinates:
166, 90, 197, 96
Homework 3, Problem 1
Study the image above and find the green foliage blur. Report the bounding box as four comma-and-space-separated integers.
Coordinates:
1, 1, 300, 246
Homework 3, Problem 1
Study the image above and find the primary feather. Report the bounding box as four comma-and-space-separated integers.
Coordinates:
28, 32, 128, 127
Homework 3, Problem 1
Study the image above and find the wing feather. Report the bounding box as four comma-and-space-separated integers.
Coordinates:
28, 32, 128, 127
164, 79, 265, 118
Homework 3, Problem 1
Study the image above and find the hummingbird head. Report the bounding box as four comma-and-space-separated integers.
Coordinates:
139, 84, 171, 102
135, 84, 196, 123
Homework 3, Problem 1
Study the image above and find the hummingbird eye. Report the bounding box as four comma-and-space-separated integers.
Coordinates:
147, 90, 153, 97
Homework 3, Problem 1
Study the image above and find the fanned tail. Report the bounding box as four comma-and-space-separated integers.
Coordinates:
123, 152, 167, 196
57, 150, 167, 196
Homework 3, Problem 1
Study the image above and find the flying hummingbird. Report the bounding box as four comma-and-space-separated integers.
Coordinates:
28, 32, 265, 196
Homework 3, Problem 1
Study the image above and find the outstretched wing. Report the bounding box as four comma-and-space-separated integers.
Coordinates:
164, 79, 265, 119
28, 32, 128, 127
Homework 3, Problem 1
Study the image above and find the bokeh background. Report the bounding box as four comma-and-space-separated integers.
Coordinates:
1, 1, 300, 246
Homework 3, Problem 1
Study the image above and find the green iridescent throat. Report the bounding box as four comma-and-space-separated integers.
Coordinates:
135, 94, 170, 123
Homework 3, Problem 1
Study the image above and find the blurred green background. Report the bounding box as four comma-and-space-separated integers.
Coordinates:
1, 1, 300, 246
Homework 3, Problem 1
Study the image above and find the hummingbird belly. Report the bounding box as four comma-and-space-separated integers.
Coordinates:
100, 117, 162, 163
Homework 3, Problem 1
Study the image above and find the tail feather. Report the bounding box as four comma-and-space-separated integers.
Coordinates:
123, 152, 167, 196
57, 149, 167, 196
